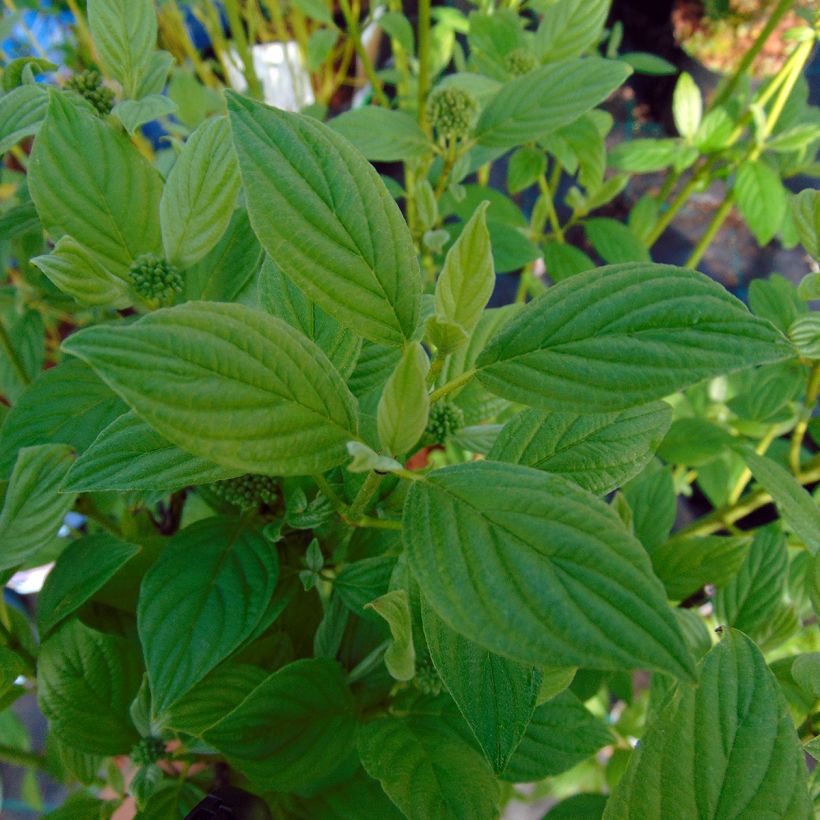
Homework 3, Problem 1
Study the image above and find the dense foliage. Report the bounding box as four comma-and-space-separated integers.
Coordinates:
0, 0, 819, 817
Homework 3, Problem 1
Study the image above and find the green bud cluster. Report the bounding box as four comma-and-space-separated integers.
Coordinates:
128, 254, 183, 303
504, 49, 538, 77
414, 656, 442, 696
130, 736, 167, 766
426, 401, 464, 443
211, 473, 279, 510
66, 69, 115, 115
426, 87, 479, 140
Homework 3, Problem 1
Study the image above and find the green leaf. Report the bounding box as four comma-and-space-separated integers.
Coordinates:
657, 417, 732, 466
649, 535, 750, 601
422, 597, 541, 773
584, 218, 650, 264
622, 463, 676, 551
789, 314, 820, 359
0, 83, 48, 154
735, 159, 787, 246
501, 691, 613, 782
112, 95, 178, 136
138, 517, 279, 715
37, 534, 140, 637
87, 0, 157, 98
62, 411, 240, 492
791, 189, 819, 259
328, 107, 431, 162
377, 342, 430, 456
0, 445, 76, 572
475, 264, 792, 413
2, 57, 56, 92
748, 273, 806, 334
38, 619, 142, 755
307, 27, 338, 71
358, 715, 501, 819
134, 50, 175, 100
672, 72, 702, 140
0, 310, 44, 404
604, 630, 811, 819
29, 91, 163, 277
227, 92, 421, 347
714, 525, 789, 634
428, 201, 495, 355
404, 461, 695, 680
378, 11, 415, 53
335, 555, 397, 618
740, 449, 820, 553
507, 146, 546, 193
290, 0, 332, 24
62, 301, 360, 476
544, 240, 595, 282
619, 52, 677, 75
203, 658, 357, 791
365, 590, 416, 681
298, 768, 405, 820
32, 236, 132, 308
136, 782, 205, 820
160, 117, 240, 269
534, 0, 610, 62
489, 403, 671, 495
0, 359, 126, 480
609, 138, 680, 173
476, 58, 631, 148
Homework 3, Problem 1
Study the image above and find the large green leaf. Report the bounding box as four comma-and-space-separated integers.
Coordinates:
534, 0, 610, 62
358, 715, 501, 819
138, 517, 279, 715
0, 445, 76, 572
0, 358, 126, 479
476, 59, 631, 148
328, 108, 432, 162
203, 658, 357, 791
714, 525, 789, 635
62, 301, 360, 475
0, 83, 48, 155
604, 630, 811, 819
38, 619, 143, 755
29, 90, 163, 276
489, 403, 671, 495
501, 691, 613, 782
160, 117, 240, 269
37, 534, 140, 637
422, 596, 541, 773
227, 92, 421, 347
404, 461, 695, 680
62, 411, 240, 492
297, 768, 404, 820
87, 0, 156, 97
740, 450, 820, 553
475, 264, 792, 413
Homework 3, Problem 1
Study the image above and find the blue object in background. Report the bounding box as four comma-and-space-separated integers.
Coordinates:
1, 1, 74, 64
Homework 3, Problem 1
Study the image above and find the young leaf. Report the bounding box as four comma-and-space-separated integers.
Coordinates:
227, 92, 421, 347
62, 301, 360, 476
735, 160, 787, 246
62, 411, 240, 492
475, 264, 792, 413
791, 189, 819, 259
87, 0, 157, 98
584, 218, 650, 264
358, 715, 501, 819
0, 83, 48, 155
0, 358, 126, 480
672, 72, 702, 141
488, 403, 672, 495
0, 445, 76, 572
365, 590, 416, 681
534, 0, 610, 62
335, 555, 397, 618
377, 342, 430, 456
37, 534, 140, 637
428, 201, 495, 355
138, 517, 279, 715
422, 597, 541, 773
404, 461, 696, 681
328, 108, 432, 162
476, 59, 631, 148
609, 139, 680, 173
739, 450, 820, 553
604, 630, 811, 819
714, 525, 789, 634
29, 90, 163, 277
160, 117, 240, 270
501, 691, 613, 782
112, 94, 177, 136
38, 619, 143, 755
202, 658, 357, 791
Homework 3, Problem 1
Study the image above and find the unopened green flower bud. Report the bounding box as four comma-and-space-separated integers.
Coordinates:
128, 254, 183, 303
130, 736, 167, 766
426, 86, 478, 140
210, 473, 279, 511
426, 401, 464, 443
504, 48, 538, 77
414, 656, 442, 696
66, 69, 115, 115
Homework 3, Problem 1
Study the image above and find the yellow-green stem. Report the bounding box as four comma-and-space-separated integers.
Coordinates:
685, 192, 735, 269
338, 0, 390, 106
347, 472, 384, 522
789, 361, 820, 475
429, 368, 477, 403
417, 0, 431, 127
